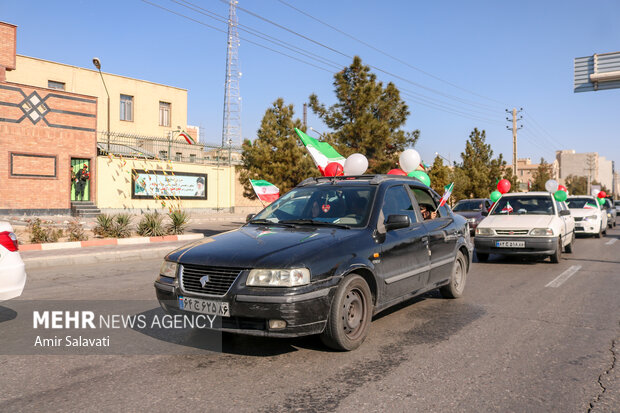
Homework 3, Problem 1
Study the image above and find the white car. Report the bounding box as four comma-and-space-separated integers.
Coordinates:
0, 221, 26, 301
474, 192, 575, 263
566, 196, 608, 237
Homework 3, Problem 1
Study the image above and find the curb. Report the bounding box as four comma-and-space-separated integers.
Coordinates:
19, 233, 203, 252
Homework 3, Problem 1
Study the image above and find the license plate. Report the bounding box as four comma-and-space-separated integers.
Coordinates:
496, 240, 525, 248
178, 296, 230, 316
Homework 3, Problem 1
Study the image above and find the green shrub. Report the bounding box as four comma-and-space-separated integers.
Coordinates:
94, 214, 114, 237
67, 219, 88, 242
110, 213, 132, 238
167, 209, 189, 235
137, 212, 165, 237
28, 218, 62, 243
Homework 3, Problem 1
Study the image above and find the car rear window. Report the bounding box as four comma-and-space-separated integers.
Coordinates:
566, 197, 599, 209
453, 200, 484, 212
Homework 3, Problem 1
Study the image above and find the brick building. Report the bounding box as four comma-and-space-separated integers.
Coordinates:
1, 21, 97, 214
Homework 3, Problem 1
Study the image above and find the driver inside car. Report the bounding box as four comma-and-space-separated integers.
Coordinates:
419, 204, 437, 220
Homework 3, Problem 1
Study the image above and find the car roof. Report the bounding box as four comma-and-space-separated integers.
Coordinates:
456, 198, 489, 202
297, 174, 430, 189
567, 195, 595, 198
502, 191, 551, 197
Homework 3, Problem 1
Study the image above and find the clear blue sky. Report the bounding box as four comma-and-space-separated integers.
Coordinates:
2, 0, 619, 170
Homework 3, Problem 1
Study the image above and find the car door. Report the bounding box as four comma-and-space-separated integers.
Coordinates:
374, 185, 430, 301
409, 185, 458, 286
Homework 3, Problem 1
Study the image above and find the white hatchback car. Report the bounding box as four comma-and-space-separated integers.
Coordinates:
0, 221, 27, 301
474, 192, 575, 263
566, 196, 608, 237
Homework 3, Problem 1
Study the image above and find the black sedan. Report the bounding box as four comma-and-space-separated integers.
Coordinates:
155, 175, 473, 350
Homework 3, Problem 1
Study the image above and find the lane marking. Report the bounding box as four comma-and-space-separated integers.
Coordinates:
545, 265, 582, 288
605, 238, 618, 245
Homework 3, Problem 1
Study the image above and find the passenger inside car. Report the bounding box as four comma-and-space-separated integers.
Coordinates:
419, 204, 437, 220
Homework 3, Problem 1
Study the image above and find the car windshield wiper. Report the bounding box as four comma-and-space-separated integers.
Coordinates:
247, 219, 295, 227
280, 219, 351, 229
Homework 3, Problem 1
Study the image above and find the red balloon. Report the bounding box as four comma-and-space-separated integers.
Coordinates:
557, 184, 567, 192
597, 190, 607, 198
497, 179, 511, 194
324, 162, 344, 177
387, 168, 407, 176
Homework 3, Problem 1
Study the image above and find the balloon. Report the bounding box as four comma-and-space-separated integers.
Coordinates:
387, 168, 407, 176
544, 179, 559, 193
324, 162, 344, 177
597, 190, 607, 199
344, 153, 368, 176
408, 170, 431, 186
399, 149, 421, 174
490, 190, 502, 203
557, 184, 567, 192
598, 197, 605, 206
497, 179, 511, 194
554, 190, 567, 202
591, 188, 600, 198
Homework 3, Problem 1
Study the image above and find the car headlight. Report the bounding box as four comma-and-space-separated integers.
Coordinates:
475, 227, 495, 236
585, 215, 598, 221
246, 268, 310, 287
529, 228, 554, 236
467, 218, 477, 224
160, 261, 178, 278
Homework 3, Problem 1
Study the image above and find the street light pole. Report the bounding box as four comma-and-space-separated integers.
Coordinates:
92, 57, 110, 153
434, 152, 451, 165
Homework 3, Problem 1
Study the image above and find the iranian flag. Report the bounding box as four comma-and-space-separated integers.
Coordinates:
179, 130, 196, 145
501, 202, 514, 213
438, 182, 454, 207
584, 203, 597, 209
294, 128, 345, 175
250, 179, 280, 203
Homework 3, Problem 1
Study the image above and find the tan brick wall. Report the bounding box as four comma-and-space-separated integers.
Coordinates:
0, 22, 17, 71
0, 82, 97, 211
10, 154, 56, 176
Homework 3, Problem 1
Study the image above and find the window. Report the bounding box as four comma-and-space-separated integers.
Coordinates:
189, 154, 196, 163
175, 152, 182, 162
159, 102, 171, 126
120, 95, 133, 121
159, 150, 168, 160
382, 185, 417, 223
48, 80, 65, 90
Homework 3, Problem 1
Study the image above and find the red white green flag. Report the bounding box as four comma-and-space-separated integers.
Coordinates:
250, 179, 280, 203
294, 128, 345, 174
179, 130, 196, 145
438, 182, 454, 207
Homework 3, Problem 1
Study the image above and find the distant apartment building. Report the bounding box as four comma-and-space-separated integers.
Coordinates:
556, 150, 613, 189
511, 158, 559, 190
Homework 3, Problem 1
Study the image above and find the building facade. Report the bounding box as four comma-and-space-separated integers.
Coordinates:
511, 158, 559, 190
556, 150, 613, 190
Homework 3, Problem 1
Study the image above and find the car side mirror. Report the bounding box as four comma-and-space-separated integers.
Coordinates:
559, 209, 570, 216
385, 214, 410, 231
246, 213, 256, 223
481, 211, 488, 216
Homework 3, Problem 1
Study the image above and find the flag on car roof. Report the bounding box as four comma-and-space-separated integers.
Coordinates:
438, 182, 454, 207
294, 128, 345, 174
584, 203, 597, 209
501, 202, 513, 213
179, 130, 196, 145
250, 179, 280, 203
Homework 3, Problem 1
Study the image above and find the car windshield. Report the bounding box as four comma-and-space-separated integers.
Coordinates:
566, 197, 598, 209
453, 200, 484, 212
250, 186, 376, 228
490, 196, 554, 215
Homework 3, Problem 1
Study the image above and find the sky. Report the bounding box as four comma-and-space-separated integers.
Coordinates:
2, 0, 619, 170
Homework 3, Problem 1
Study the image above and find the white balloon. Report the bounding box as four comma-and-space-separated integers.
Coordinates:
399, 149, 421, 173
344, 153, 368, 176
544, 179, 559, 193
591, 188, 600, 197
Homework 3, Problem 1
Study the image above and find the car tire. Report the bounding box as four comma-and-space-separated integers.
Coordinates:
564, 232, 574, 253
602, 225, 607, 235
440, 251, 467, 299
549, 239, 562, 263
476, 251, 489, 262
595, 224, 602, 238
321, 274, 373, 351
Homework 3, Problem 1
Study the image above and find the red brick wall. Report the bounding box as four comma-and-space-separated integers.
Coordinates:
0, 82, 97, 211
0, 22, 17, 72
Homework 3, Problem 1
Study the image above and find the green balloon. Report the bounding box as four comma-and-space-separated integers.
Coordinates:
598, 197, 605, 206
490, 190, 502, 203
408, 170, 431, 186
554, 190, 567, 202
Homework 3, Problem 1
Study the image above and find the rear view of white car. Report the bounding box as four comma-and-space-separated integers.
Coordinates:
0, 221, 27, 301
566, 196, 608, 238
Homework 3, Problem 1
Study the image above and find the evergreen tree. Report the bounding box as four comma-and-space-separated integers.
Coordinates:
502, 167, 519, 193
238, 99, 318, 198
531, 158, 553, 191
565, 175, 587, 195
427, 155, 451, 195
309, 56, 419, 173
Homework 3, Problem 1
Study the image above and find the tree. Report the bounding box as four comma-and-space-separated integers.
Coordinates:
565, 175, 587, 195
531, 158, 553, 191
309, 56, 419, 173
427, 155, 451, 196
238, 98, 318, 198
502, 167, 519, 193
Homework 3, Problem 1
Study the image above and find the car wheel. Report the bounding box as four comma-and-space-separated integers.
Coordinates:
321, 274, 373, 351
564, 232, 574, 253
549, 239, 562, 263
602, 225, 607, 235
440, 251, 467, 299
595, 224, 602, 238
476, 251, 489, 262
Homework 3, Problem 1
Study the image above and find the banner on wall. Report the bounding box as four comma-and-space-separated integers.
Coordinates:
131, 169, 207, 200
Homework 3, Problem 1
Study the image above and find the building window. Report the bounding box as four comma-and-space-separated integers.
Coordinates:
175, 152, 182, 162
159, 102, 171, 127
120, 95, 133, 121
159, 150, 168, 160
189, 154, 196, 163
48, 80, 65, 90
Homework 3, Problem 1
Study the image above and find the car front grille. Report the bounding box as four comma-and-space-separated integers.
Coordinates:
180, 264, 245, 296
495, 229, 529, 236
573, 217, 583, 222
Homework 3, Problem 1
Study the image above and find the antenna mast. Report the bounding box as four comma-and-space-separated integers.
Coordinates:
221, 0, 241, 147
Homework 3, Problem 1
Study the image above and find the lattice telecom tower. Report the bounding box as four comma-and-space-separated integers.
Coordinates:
221, 0, 242, 147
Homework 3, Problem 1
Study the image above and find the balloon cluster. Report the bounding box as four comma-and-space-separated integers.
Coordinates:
545, 179, 568, 201
387, 149, 431, 186
489, 179, 511, 203
323, 153, 368, 177
595, 190, 607, 206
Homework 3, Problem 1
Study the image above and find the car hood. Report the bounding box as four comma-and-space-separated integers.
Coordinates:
569, 208, 601, 218
166, 225, 358, 268
478, 214, 554, 229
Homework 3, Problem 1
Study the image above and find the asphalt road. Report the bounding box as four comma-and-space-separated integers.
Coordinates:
1, 226, 619, 412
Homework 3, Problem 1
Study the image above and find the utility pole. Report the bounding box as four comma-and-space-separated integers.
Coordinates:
506, 108, 523, 187
585, 153, 597, 195
303, 103, 307, 130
